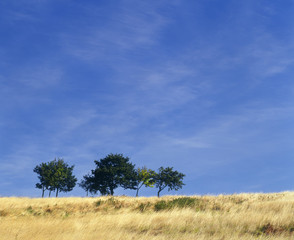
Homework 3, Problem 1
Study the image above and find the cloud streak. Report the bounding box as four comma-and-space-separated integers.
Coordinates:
61, 1, 170, 61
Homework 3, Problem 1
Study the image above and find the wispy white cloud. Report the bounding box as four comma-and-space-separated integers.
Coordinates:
0, 140, 42, 177
246, 34, 294, 78
1, 10, 36, 23
17, 65, 63, 89
185, 105, 294, 150
167, 137, 211, 149
132, 103, 294, 174
0, 63, 63, 91
0, 0, 50, 24
107, 59, 208, 122
0, 64, 63, 114
60, 1, 170, 61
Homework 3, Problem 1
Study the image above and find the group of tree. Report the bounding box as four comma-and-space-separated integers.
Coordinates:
34, 153, 185, 198
33, 158, 77, 197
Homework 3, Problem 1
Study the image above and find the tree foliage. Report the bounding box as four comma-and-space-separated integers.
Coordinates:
33, 162, 51, 198
79, 173, 93, 197
154, 167, 185, 197
34, 158, 77, 197
83, 153, 138, 196
135, 167, 156, 197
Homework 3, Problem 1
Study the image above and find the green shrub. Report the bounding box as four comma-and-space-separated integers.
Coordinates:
95, 198, 122, 209
170, 197, 198, 208
106, 197, 116, 205
95, 200, 103, 207
26, 206, 33, 214
154, 197, 200, 211
154, 201, 168, 211
138, 202, 151, 212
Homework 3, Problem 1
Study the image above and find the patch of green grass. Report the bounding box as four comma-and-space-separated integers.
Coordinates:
26, 206, 33, 214
154, 197, 200, 211
137, 202, 152, 212
63, 211, 70, 219
106, 197, 116, 205
170, 197, 198, 208
95, 200, 103, 207
253, 223, 294, 236
154, 200, 169, 211
95, 197, 123, 209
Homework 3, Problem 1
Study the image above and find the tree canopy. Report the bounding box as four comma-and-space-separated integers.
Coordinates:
82, 153, 138, 196
135, 167, 156, 197
34, 162, 51, 198
34, 158, 77, 197
35, 155, 186, 197
78, 173, 93, 197
154, 167, 185, 197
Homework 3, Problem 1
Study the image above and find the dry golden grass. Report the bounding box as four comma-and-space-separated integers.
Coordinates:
1, 192, 294, 239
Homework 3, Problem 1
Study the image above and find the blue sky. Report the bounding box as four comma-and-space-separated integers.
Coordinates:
1, 0, 294, 197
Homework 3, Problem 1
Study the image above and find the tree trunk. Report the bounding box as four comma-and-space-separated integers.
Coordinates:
110, 188, 114, 196
157, 188, 162, 198
136, 183, 143, 197
56, 189, 59, 197
42, 186, 45, 198
86, 190, 88, 197
49, 190, 51, 197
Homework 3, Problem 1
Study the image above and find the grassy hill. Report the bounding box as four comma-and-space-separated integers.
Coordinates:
1, 192, 294, 239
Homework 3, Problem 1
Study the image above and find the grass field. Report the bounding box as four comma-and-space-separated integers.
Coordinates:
1, 192, 294, 239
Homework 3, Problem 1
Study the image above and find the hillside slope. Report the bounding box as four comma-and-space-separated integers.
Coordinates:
1, 192, 294, 239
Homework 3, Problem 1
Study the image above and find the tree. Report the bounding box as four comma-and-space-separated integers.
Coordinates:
50, 158, 77, 197
86, 153, 137, 196
34, 158, 77, 197
79, 173, 93, 197
47, 160, 58, 197
154, 167, 185, 197
33, 162, 51, 198
135, 167, 156, 197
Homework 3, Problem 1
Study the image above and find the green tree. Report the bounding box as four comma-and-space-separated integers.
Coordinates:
154, 167, 185, 197
79, 173, 93, 197
33, 162, 51, 198
34, 158, 77, 197
135, 167, 156, 197
86, 153, 137, 196
47, 160, 58, 197
50, 158, 77, 197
